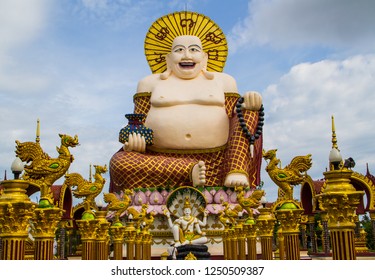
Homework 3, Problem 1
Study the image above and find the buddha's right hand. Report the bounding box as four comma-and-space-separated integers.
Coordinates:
242, 91, 262, 111
123, 132, 146, 152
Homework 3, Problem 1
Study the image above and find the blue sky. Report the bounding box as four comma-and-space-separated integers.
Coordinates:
1, 0, 375, 204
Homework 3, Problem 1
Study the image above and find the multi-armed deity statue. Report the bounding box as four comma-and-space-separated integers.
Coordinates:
109, 11, 264, 192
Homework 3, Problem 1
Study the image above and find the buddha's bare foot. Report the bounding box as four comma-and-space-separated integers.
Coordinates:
224, 173, 249, 187
192, 161, 206, 187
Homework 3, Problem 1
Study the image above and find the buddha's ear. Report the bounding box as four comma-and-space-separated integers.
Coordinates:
202, 52, 214, 80
203, 52, 208, 66
160, 53, 172, 80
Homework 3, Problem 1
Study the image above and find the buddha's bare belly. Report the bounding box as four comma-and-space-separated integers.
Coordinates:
145, 104, 229, 150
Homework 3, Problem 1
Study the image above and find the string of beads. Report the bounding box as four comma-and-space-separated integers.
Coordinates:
235, 97, 265, 145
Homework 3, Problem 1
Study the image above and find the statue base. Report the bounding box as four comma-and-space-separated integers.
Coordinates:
168, 244, 211, 260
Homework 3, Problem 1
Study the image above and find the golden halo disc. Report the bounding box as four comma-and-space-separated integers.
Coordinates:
144, 11, 228, 74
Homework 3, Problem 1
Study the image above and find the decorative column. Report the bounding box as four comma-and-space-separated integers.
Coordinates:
110, 225, 126, 260
300, 215, 308, 251
95, 210, 110, 260
0, 179, 35, 260
256, 208, 276, 260
317, 115, 365, 260
307, 215, 318, 253
318, 168, 363, 260
233, 224, 245, 260
222, 227, 229, 260
66, 224, 74, 256
124, 220, 136, 260
31, 206, 64, 260
76, 212, 99, 260
275, 202, 303, 260
243, 223, 257, 260
135, 231, 143, 260
143, 232, 152, 260
229, 228, 238, 260
276, 228, 285, 260
58, 222, 67, 259
64, 220, 74, 257
300, 224, 307, 250
320, 212, 330, 254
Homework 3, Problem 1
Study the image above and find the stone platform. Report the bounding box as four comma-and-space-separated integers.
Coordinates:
168, 244, 211, 260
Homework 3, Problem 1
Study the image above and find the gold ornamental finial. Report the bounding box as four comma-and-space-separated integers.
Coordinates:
329, 115, 343, 170
36, 118, 40, 143
331, 115, 339, 150
89, 164, 92, 183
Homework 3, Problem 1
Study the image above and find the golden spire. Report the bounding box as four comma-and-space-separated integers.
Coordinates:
331, 115, 339, 150
36, 118, 40, 143
329, 115, 342, 169
89, 164, 92, 183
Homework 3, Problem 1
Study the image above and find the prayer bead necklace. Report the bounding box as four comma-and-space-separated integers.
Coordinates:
235, 97, 265, 157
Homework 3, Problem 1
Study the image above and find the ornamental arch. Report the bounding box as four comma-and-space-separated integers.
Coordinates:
300, 175, 321, 215
349, 171, 375, 214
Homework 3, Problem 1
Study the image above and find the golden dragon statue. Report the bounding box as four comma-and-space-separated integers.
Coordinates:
123, 204, 157, 232
140, 210, 156, 232
235, 186, 265, 222
127, 204, 149, 229
263, 149, 312, 201
137, 205, 156, 233
218, 202, 243, 228
15, 133, 79, 206
103, 189, 134, 224
65, 164, 107, 212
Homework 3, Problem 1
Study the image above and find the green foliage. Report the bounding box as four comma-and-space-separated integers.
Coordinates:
360, 215, 375, 250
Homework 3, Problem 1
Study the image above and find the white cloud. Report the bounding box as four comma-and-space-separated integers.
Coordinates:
0, 59, 51, 95
262, 54, 375, 199
0, 0, 49, 52
0, 0, 51, 96
72, 0, 162, 29
229, 0, 375, 52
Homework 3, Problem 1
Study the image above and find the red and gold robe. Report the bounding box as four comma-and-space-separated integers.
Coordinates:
109, 92, 262, 192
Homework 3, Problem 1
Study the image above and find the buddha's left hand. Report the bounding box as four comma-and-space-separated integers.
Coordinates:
123, 132, 146, 152
242, 91, 262, 111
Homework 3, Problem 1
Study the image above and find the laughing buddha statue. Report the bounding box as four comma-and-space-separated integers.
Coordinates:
109, 11, 264, 192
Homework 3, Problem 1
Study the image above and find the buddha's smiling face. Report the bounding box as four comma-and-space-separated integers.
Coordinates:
167, 35, 208, 79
